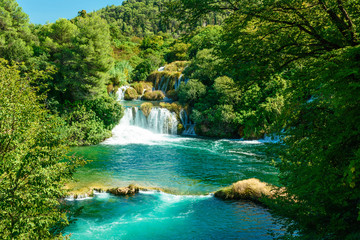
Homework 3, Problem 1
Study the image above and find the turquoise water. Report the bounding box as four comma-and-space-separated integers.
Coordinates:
65, 108, 282, 239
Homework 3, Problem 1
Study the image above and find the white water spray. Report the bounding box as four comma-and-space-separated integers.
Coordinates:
103, 107, 179, 145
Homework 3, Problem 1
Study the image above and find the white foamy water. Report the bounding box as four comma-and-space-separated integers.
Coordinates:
117, 85, 130, 101
103, 107, 179, 145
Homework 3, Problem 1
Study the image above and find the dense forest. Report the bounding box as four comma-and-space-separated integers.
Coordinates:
0, 0, 359, 239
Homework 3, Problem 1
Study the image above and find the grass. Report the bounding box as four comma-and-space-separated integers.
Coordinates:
214, 178, 274, 203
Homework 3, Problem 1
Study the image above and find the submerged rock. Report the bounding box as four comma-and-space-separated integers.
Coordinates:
108, 185, 140, 196
214, 178, 274, 203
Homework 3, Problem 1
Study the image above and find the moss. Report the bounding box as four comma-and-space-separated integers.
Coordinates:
147, 70, 181, 93
159, 102, 182, 115
140, 102, 153, 118
142, 90, 165, 101
142, 81, 153, 91
164, 61, 189, 72
131, 82, 144, 95
214, 178, 274, 203
124, 87, 138, 100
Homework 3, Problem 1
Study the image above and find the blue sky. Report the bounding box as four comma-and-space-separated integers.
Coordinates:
17, 0, 124, 24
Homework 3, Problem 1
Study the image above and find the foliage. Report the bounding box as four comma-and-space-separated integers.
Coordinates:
0, 0, 34, 62
96, 0, 179, 38
178, 79, 206, 106
170, 0, 360, 238
187, 25, 222, 58
83, 96, 124, 129
166, 41, 190, 62
132, 59, 154, 81
108, 60, 133, 86
183, 48, 222, 86
0, 59, 79, 239
37, 14, 113, 102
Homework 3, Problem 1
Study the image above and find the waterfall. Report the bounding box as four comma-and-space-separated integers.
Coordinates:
122, 107, 178, 135
180, 109, 196, 136
174, 75, 189, 91
103, 106, 179, 145
117, 85, 130, 101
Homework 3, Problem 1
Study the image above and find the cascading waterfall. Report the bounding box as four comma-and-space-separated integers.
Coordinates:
123, 107, 178, 135
174, 74, 189, 91
117, 85, 130, 101
180, 109, 196, 136
103, 106, 178, 145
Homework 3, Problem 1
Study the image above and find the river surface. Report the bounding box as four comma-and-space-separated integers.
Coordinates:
65, 103, 282, 239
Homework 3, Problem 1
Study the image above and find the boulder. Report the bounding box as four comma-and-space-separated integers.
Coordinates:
108, 185, 140, 196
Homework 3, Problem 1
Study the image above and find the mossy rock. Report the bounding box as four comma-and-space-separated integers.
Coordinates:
159, 102, 182, 115
214, 178, 274, 203
140, 102, 153, 118
147, 71, 181, 93
142, 90, 165, 101
131, 82, 144, 95
164, 61, 189, 72
108, 184, 140, 196
124, 88, 138, 100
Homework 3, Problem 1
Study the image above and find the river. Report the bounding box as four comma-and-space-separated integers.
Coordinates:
64, 101, 282, 239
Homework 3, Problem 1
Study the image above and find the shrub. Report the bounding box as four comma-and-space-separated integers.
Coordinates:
178, 79, 206, 105
166, 89, 178, 100
84, 96, 124, 129
64, 105, 111, 146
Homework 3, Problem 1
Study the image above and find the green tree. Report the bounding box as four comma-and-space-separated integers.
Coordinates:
38, 15, 114, 103
170, 1, 360, 238
0, 0, 34, 62
0, 59, 79, 239
178, 79, 206, 106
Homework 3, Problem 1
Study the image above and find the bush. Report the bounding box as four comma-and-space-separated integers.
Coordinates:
178, 79, 206, 105
133, 59, 154, 81
83, 96, 124, 129
166, 89, 178, 100
142, 90, 165, 101
64, 105, 111, 146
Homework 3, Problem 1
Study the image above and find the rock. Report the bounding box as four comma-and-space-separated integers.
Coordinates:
214, 178, 274, 203
108, 185, 140, 196
142, 90, 165, 101
140, 102, 153, 118
124, 88, 138, 100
